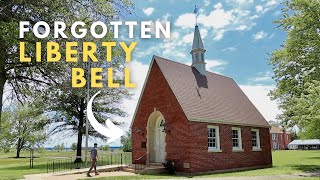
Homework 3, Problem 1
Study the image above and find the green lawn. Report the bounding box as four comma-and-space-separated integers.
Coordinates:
0, 150, 77, 179
91, 150, 320, 180
0, 150, 319, 180
0, 149, 127, 180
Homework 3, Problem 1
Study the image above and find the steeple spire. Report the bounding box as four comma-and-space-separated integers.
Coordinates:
191, 5, 206, 75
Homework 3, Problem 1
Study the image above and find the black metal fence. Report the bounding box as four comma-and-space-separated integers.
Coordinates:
47, 152, 132, 174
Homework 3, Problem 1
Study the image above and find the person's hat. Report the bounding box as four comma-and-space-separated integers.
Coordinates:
94, 143, 97, 145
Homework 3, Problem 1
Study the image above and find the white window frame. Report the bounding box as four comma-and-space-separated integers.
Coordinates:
251, 129, 261, 151
232, 127, 243, 152
272, 133, 277, 140
286, 134, 289, 140
207, 125, 221, 152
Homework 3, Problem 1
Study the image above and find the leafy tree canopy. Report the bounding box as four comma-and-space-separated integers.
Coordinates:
270, 0, 320, 138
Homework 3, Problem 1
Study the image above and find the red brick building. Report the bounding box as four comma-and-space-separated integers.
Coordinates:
270, 126, 291, 150
131, 24, 272, 174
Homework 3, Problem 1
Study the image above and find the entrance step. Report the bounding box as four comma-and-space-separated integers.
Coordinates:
149, 162, 163, 167
140, 164, 167, 175
122, 167, 135, 173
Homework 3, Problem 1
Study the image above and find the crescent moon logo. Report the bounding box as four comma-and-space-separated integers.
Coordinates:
87, 91, 124, 144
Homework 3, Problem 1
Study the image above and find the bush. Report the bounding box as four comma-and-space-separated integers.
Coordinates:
163, 160, 175, 174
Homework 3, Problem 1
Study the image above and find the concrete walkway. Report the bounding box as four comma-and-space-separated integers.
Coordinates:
23, 168, 320, 180
23, 165, 133, 180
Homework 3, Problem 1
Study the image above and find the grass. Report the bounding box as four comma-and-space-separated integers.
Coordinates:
0, 150, 77, 179
89, 150, 320, 180
0, 150, 319, 180
0, 149, 127, 180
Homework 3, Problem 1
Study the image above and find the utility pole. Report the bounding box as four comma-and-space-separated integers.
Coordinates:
85, 61, 90, 166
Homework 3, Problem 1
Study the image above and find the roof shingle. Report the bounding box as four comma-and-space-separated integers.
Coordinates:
154, 55, 270, 127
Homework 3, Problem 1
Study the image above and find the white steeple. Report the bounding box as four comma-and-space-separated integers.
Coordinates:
191, 5, 206, 75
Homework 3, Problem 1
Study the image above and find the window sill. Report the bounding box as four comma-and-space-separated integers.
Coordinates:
232, 149, 244, 152
252, 148, 262, 151
208, 149, 222, 153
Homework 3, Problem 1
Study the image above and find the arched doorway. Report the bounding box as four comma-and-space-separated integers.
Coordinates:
147, 110, 166, 163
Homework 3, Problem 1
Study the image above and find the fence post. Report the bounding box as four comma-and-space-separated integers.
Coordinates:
111, 154, 113, 165
120, 153, 123, 165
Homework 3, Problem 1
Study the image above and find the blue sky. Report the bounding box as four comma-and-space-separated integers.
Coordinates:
126, 0, 286, 86
44, 0, 287, 147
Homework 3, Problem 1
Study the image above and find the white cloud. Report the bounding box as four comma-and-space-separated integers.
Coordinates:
249, 71, 274, 83
255, 5, 263, 13
222, 47, 237, 52
182, 28, 207, 44
143, 7, 154, 16
214, 29, 225, 41
198, 8, 234, 29
206, 59, 227, 72
253, 31, 268, 40
204, 0, 210, 7
182, 32, 194, 44
185, 59, 227, 74
175, 1, 261, 41
240, 85, 280, 121
214, 2, 223, 9
175, 13, 195, 29
236, 25, 248, 31
266, 0, 277, 6
235, 0, 253, 5
269, 33, 275, 39
226, 0, 253, 6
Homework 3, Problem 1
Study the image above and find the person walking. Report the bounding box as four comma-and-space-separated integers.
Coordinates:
86, 143, 99, 177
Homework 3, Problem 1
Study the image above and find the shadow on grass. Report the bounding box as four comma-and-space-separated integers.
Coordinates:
7, 156, 39, 159
306, 157, 320, 160
290, 164, 320, 173
0, 163, 48, 171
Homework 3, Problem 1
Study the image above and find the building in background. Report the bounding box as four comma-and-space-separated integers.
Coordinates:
288, 140, 320, 150
270, 126, 291, 150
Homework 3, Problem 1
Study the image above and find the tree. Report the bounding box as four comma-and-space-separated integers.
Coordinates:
0, 0, 133, 126
0, 0, 70, 126
269, 0, 320, 138
0, 103, 49, 158
1, 0, 134, 162
45, 44, 131, 162
37, 1, 133, 162
100, 145, 110, 151
71, 143, 77, 151
54, 143, 65, 152
290, 130, 299, 141
120, 131, 131, 152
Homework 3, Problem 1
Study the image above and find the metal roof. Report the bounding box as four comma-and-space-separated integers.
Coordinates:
288, 139, 320, 145
191, 25, 205, 50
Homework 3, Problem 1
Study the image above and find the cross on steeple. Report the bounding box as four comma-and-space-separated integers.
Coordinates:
194, 5, 199, 26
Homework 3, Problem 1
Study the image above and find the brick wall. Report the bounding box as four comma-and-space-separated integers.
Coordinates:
188, 122, 272, 172
132, 60, 273, 173
131, 60, 192, 172
270, 132, 291, 150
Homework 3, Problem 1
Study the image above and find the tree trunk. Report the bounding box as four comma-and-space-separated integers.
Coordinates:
74, 98, 85, 163
0, 54, 6, 127
16, 138, 22, 158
